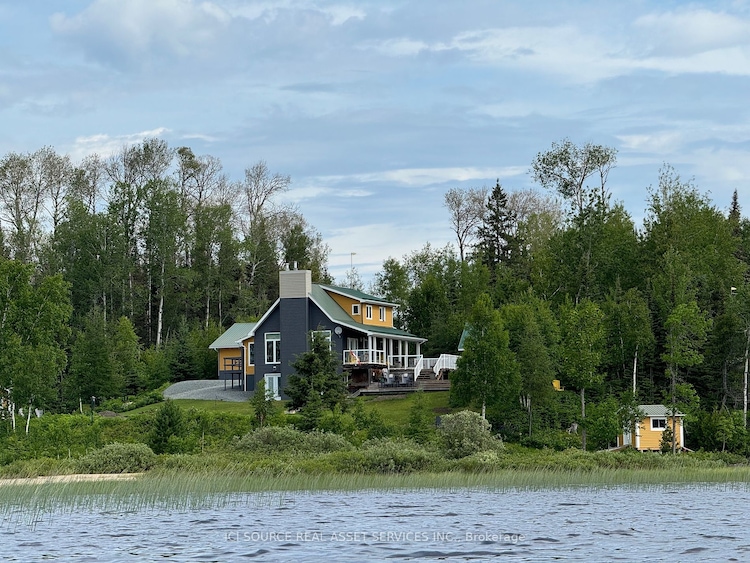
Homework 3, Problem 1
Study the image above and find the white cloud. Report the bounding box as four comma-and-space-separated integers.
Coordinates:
224, 1, 365, 24
617, 131, 687, 154
67, 127, 170, 160
364, 9, 750, 83
367, 38, 428, 56
635, 9, 750, 56
320, 166, 525, 187
326, 222, 453, 282
50, 0, 230, 66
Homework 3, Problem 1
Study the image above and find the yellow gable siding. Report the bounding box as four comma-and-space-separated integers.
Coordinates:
328, 292, 362, 323
363, 304, 393, 327
638, 417, 682, 450
324, 289, 395, 327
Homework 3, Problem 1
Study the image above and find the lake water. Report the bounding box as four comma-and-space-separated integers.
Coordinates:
3, 483, 750, 561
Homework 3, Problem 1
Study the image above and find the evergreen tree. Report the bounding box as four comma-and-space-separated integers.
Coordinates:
286, 330, 346, 411
249, 377, 278, 428
149, 399, 185, 454
475, 180, 519, 280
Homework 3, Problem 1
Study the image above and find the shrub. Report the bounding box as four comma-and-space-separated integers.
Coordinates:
76, 442, 157, 473
331, 438, 443, 473
149, 400, 185, 454
520, 429, 582, 451
457, 450, 501, 472
234, 426, 353, 455
438, 410, 502, 459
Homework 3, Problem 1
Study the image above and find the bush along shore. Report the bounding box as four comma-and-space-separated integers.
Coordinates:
1, 404, 749, 490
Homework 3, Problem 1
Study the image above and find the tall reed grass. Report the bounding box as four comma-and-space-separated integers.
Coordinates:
3, 464, 750, 529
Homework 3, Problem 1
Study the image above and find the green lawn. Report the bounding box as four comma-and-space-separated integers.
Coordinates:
362, 391, 451, 426
121, 391, 451, 424
123, 399, 256, 416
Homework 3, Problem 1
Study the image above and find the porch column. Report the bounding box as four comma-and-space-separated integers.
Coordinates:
416, 341, 421, 356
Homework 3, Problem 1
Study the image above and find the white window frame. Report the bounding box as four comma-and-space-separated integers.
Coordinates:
265, 332, 281, 364
651, 417, 667, 431
247, 342, 255, 365
379, 306, 385, 322
313, 330, 332, 350
366, 305, 373, 320
352, 304, 360, 316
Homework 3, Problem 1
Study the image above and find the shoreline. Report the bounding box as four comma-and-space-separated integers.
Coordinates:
0, 473, 143, 486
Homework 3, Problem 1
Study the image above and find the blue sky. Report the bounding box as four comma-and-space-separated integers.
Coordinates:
2, 1, 750, 283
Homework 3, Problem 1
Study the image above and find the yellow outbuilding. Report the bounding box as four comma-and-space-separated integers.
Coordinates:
617, 404, 685, 451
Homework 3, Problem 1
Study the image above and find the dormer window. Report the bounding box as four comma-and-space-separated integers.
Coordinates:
352, 304, 360, 316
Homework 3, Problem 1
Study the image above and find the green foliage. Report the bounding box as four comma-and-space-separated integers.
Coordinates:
660, 424, 674, 454
286, 330, 346, 411
331, 438, 444, 473
351, 399, 393, 441
66, 309, 120, 403
438, 410, 502, 459
140, 347, 172, 390
149, 400, 185, 454
519, 429, 581, 451
690, 409, 748, 454
249, 378, 278, 428
299, 389, 324, 431
76, 442, 157, 473
0, 258, 71, 409
405, 391, 436, 444
234, 426, 353, 455
451, 294, 519, 416
585, 397, 620, 451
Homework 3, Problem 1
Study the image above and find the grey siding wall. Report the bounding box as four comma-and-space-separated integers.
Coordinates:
251, 295, 353, 398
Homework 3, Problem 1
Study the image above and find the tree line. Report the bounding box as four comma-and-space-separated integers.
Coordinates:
2, 136, 750, 453
370, 139, 750, 452
0, 139, 331, 414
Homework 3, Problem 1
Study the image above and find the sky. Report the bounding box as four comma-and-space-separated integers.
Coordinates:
2, 0, 750, 284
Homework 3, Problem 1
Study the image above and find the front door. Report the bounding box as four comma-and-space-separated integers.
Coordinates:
264, 374, 281, 400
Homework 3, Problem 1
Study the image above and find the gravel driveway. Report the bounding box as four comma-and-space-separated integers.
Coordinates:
163, 380, 251, 402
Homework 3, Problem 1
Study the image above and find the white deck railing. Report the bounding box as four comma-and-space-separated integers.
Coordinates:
343, 351, 459, 380
433, 354, 458, 379
343, 349, 386, 365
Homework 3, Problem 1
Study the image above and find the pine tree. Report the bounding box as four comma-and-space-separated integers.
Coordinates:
475, 180, 519, 279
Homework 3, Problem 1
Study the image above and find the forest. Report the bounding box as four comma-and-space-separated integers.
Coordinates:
1, 137, 749, 453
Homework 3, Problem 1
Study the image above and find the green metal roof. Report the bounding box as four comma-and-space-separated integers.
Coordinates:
208, 322, 256, 350
311, 285, 424, 341
317, 283, 396, 306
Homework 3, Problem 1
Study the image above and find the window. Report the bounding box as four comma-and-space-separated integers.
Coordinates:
247, 342, 255, 365
313, 330, 332, 350
379, 307, 385, 322
366, 305, 373, 319
352, 304, 360, 316
265, 332, 281, 364
651, 418, 667, 430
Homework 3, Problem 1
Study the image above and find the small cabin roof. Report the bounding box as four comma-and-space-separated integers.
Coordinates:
640, 404, 684, 418
208, 323, 256, 350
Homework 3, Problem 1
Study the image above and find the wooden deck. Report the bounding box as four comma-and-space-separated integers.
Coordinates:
352, 378, 450, 396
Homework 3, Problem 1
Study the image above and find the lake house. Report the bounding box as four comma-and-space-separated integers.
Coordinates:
209, 268, 451, 399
